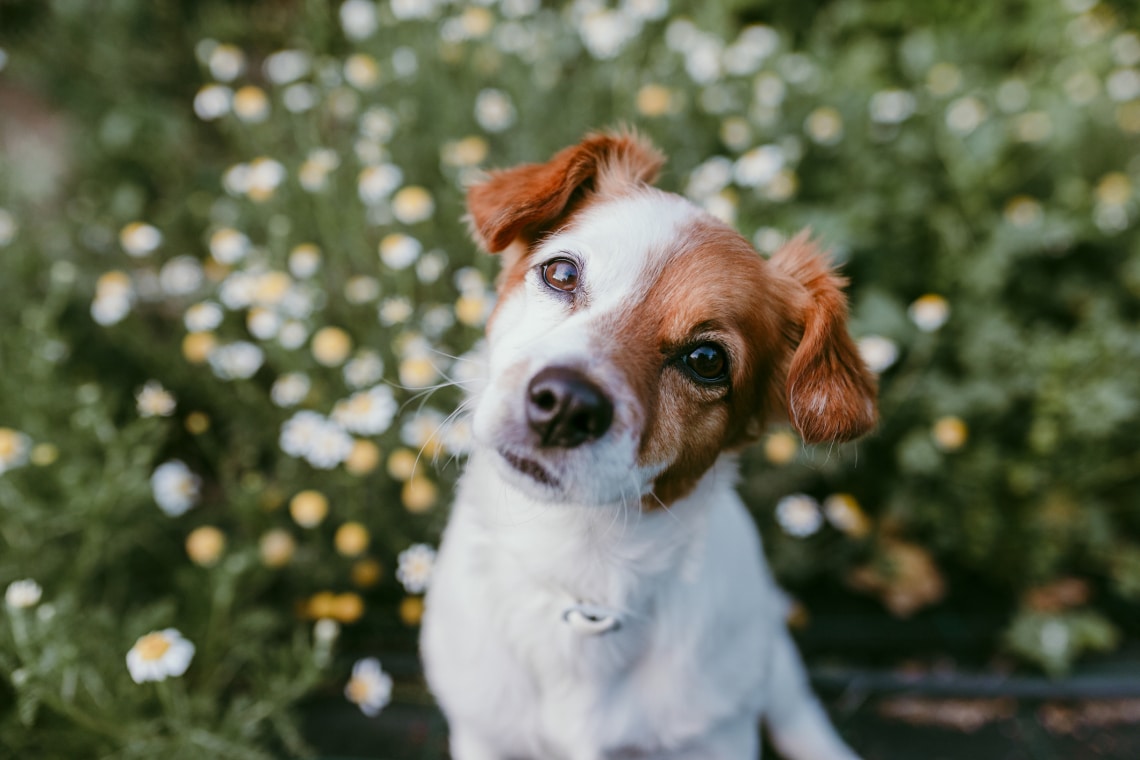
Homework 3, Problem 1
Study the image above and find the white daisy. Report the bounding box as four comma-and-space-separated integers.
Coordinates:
396, 543, 436, 593
126, 629, 195, 684
908, 294, 951, 332
474, 89, 516, 133
339, 0, 379, 40
184, 301, 224, 332
869, 89, 916, 124
344, 657, 393, 717
136, 381, 176, 417
379, 233, 422, 270
331, 385, 398, 436
159, 256, 204, 296
119, 222, 163, 257
264, 49, 311, 84
0, 427, 33, 474
208, 341, 265, 380
358, 164, 404, 204
271, 373, 311, 408
193, 84, 232, 121
857, 335, 900, 373
152, 460, 201, 516
344, 351, 385, 389
775, 494, 823, 538
5, 579, 43, 609
208, 228, 251, 265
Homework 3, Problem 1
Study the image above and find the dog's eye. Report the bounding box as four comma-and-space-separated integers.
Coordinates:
683, 344, 728, 383
541, 258, 579, 293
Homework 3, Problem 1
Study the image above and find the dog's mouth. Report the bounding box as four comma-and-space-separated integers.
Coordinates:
499, 449, 560, 487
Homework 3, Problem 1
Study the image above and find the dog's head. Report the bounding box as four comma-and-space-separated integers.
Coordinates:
466, 131, 876, 508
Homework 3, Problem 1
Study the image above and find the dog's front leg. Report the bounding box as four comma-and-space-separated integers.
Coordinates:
449, 727, 504, 760
762, 627, 861, 760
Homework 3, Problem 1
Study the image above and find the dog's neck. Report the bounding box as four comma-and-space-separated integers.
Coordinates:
457, 451, 740, 608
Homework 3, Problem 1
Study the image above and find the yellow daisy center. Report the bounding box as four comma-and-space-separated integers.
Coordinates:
136, 633, 172, 662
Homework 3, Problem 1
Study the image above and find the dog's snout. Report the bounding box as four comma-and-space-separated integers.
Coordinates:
526, 367, 613, 448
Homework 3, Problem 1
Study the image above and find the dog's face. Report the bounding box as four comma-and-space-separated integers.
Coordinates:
466, 133, 876, 508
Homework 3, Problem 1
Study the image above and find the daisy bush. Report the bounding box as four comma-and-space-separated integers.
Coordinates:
2, 0, 1140, 753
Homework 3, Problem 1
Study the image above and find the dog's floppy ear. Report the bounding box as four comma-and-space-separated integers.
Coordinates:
771, 233, 877, 445
467, 131, 664, 253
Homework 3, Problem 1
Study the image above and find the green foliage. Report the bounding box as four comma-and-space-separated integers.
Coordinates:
1, 0, 1139, 754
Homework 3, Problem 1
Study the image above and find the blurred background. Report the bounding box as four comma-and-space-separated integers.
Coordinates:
1, 0, 1139, 757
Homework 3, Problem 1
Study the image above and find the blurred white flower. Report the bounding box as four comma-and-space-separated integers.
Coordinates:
289, 244, 322, 278
0, 48, 7, 72
775, 494, 823, 538
421, 304, 455, 337
379, 297, 413, 326
723, 24, 780, 75
345, 351, 385, 389
358, 164, 404, 203
344, 54, 381, 90
264, 49, 311, 84
401, 408, 445, 448
299, 149, 339, 192
208, 341, 264, 380
1113, 32, 1140, 67
91, 271, 134, 327
232, 86, 270, 123
193, 84, 232, 121
245, 157, 287, 201
392, 186, 435, 224
391, 0, 438, 20
908, 294, 951, 332
805, 106, 844, 145
474, 89, 516, 133
159, 256, 204, 296
379, 233, 422, 270
578, 9, 636, 60
207, 44, 245, 82
945, 96, 987, 135
392, 47, 418, 78
683, 34, 724, 84
136, 381, 176, 417
396, 543, 436, 593
753, 227, 786, 255
415, 250, 448, 284
209, 228, 251, 265
278, 320, 310, 350
246, 307, 281, 339
271, 373, 311, 408
501, 0, 540, 18
359, 107, 397, 142
996, 79, 1030, 112
340, 0, 379, 40
345, 275, 381, 304
279, 411, 354, 469
126, 629, 195, 684
0, 208, 16, 247
332, 385, 398, 436
685, 156, 733, 200
1107, 68, 1140, 102
0, 427, 32, 474
5, 579, 42, 609
283, 83, 319, 113
119, 222, 163, 257
345, 657, 393, 717
734, 145, 785, 188
869, 89, 916, 124
858, 335, 900, 373
184, 301, 224, 332
151, 460, 201, 517
753, 72, 786, 107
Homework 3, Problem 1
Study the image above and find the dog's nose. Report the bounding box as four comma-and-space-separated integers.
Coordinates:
526, 367, 613, 448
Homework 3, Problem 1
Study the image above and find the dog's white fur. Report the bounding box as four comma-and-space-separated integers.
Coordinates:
421, 135, 867, 760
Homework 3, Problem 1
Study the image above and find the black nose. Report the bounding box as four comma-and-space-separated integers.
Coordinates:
526, 367, 613, 448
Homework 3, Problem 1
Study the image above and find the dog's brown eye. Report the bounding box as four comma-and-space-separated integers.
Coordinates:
542, 258, 579, 292
684, 344, 728, 383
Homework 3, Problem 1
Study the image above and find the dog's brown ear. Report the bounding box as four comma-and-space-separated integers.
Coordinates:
771, 233, 877, 445
467, 131, 664, 253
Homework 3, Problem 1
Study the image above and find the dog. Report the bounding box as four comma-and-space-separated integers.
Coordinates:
421, 131, 875, 760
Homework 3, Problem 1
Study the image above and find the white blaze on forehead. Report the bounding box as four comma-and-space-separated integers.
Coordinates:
535, 189, 705, 315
